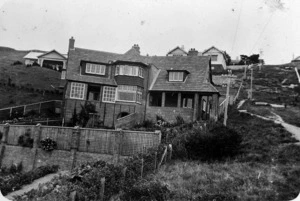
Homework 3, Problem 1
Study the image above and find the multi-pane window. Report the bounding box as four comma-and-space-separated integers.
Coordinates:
116, 85, 143, 103
169, 72, 184, 81
102, 86, 116, 103
86, 63, 106, 75
115, 65, 144, 77
70, 82, 85, 100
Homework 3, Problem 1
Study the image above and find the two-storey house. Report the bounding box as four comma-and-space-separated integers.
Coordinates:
62, 37, 220, 128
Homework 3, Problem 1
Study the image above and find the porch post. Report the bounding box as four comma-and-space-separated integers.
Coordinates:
63, 61, 67, 69
193, 93, 199, 122
162, 92, 166, 107
211, 94, 219, 121
177, 92, 181, 108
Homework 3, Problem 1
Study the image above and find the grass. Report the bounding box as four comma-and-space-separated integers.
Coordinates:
0, 48, 62, 108
154, 107, 300, 200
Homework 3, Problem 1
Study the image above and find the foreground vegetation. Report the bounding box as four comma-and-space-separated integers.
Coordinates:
9, 106, 300, 200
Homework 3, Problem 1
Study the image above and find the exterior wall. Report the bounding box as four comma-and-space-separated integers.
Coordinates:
25, 59, 36, 66
203, 49, 226, 70
146, 106, 194, 123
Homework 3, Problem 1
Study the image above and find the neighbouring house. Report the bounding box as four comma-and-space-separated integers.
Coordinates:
62, 37, 220, 128
23, 50, 68, 74
202, 46, 227, 73
166, 46, 188, 56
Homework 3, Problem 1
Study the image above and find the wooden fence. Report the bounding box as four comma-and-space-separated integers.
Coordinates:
0, 124, 161, 156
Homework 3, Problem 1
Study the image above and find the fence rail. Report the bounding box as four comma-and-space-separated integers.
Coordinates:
0, 100, 62, 121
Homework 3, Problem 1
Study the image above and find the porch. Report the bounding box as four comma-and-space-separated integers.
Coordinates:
146, 91, 219, 123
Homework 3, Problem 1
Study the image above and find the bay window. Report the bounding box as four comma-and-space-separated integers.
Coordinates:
116, 85, 143, 103
115, 65, 144, 78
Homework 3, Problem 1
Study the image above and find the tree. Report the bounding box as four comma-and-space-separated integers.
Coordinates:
239, 54, 260, 65
223, 51, 231, 65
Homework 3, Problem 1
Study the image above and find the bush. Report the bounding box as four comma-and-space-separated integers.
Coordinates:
185, 124, 242, 161
18, 129, 34, 148
40, 137, 57, 151
0, 165, 59, 196
12, 61, 22, 65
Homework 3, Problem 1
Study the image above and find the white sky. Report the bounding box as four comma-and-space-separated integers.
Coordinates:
0, 0, 299, 64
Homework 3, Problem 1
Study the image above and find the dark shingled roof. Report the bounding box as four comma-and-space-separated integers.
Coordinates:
66, 46, 219, 93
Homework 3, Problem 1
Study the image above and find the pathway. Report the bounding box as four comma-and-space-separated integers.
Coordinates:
5, 171, 68, 200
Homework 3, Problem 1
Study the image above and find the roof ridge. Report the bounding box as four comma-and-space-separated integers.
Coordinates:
75, 47, 122, 56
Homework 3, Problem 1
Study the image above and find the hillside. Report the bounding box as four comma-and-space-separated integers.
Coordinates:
0, 47, 63, 108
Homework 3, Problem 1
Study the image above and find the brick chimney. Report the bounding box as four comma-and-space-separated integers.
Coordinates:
133, 44, 140, 54
188, 48, 199, 56
69, 37, 75, 50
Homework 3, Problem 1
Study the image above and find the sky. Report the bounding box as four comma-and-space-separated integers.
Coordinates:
0, 0, 299, 64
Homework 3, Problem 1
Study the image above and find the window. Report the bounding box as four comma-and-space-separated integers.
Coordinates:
115, 65, 144, 77
70, 82, 85, 100
116, 85, 143, 103
181, 93, 194, 108
165, 92, 178, 107
149, 92, 162, 107
61, 71, 66, 80
211, 55, 218, 61
169, 72, 184, 81
102, 86, 116, 103
86, 63, 106, 75
87, 85, 101, 101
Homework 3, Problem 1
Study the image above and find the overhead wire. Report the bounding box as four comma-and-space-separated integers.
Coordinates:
231, 0, 244, 52
250, 12, 274, 54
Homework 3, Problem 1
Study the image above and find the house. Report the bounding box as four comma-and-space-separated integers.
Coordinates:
166, 46, 188, 56
23, 50, 68, 73
62, 37, 220, 128
202, 46, 227, 73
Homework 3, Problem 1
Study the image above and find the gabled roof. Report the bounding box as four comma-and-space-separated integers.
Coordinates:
66, 46, 218, 93
292, 56, 300, 61
166, 46, 188, 56
23, 52, 44, 60
37, 49, 67, 59
202, 46, 225, 55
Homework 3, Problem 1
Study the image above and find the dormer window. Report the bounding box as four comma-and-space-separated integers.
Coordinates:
169, 71, 184, 82
86, 63, 106, 75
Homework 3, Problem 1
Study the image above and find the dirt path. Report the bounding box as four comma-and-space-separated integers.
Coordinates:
5, 171, 68, 200
239, 110, 300, 143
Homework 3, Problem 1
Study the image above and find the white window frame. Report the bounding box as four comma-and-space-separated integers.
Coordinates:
169, 72, 184, 82
86, 63, 106, 75
70, 82, 85, 100
116, 85, 143, 103
102, 86, 116, 103
115, 65, 143, 77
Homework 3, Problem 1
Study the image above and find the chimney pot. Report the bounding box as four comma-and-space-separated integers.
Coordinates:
188, 48, 198, 56
69, 37, 75, 50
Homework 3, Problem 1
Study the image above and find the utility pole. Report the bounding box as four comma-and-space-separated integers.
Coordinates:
223, 77, 231, 126
250, 68, 253, 100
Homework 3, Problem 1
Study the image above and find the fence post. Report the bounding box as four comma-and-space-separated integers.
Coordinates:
33, 124, 41, 149
2, 123, 10, 144
154, 151, 157, 171
155, 130, 162, 145
0, 123, 10, 167
31, 124, 42, 170
70, 126, 80, 170
168, 144, 172, 161
99, 177, 105, 201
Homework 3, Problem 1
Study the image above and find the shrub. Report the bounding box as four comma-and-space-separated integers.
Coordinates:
185, 124, 242, 161
32, 61, 40, 66
18, 129, 34, 148
40, 137, 57, 151
12, 61, 22, 65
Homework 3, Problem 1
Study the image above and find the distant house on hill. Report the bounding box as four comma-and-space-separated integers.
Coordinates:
62, 37, 220, 128
23, 50, 67, 73
202, 46, 227, 73
166, 46, 188, 56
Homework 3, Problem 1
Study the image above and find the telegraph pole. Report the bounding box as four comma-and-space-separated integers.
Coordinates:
223, 77, 231, 126
250, 68, 253, 99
